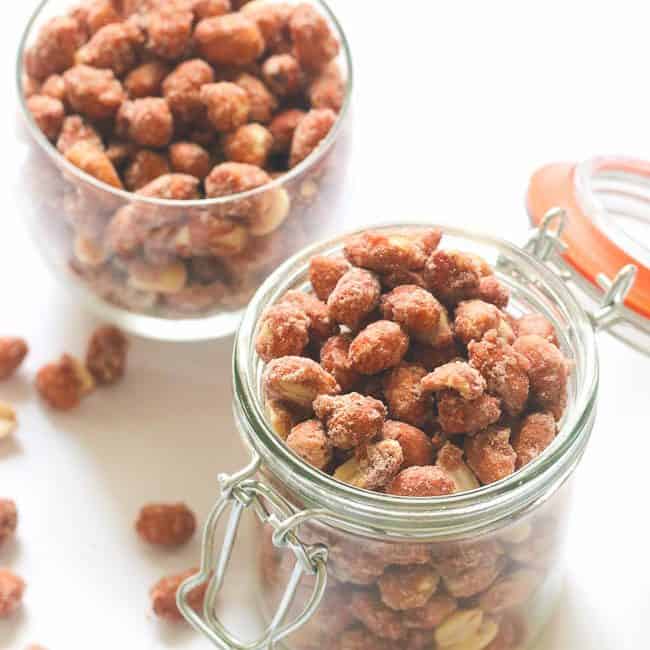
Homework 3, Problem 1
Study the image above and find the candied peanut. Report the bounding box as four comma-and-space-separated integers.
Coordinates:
338, 627, 396, 650
136, 502, 196, 546
289, 107, 336, 167
265, 399, 302, 439
144, 7, 193, 60
382, 420, 434, 468
289, 3, 339, 71
437, 391, 501, 436
0, 499, 17, 547
320, 334, 360, 392
436, 441, 480, 492
25, 16, 86, 80
57, 115, 103, 154
75, 21, 143, 75
345, 231, 429, 274
349, 321, 409, 375
278, 290, 336, 343
75, 0, 122, 35
263, 356, 339, 409
468, 330, 530, 416
223, 123, 274, 167
515, 312, 559, 346
40, 74, 66, 103
63, 64, 125, 120
421, 361, 486, 401
387, 465, 455, 497
36, 354, 95, 410
309, 255, 350, 302
314, 392, 386, 450
475, 275, 510, 309
334, 439, 403, 490
454, 300, 514, 345
248, 186, 291, 235
168, 142, 211, 180
434, 539, 503, 574
327, 268, 381, 331
124, 149, 170, 190
434, 609, 483, 647
0, 569, 25, 618
382, 363, 432, 428
0, 337, 28, 380
27, 94, 65, 141
443, 557, 506, 600
116, 97, 174, 148
128, 260, 188, 293
424, 250, 490, 306
205, 161, 272, 218
241, 1, 292, 49
0, 402, 18, 440
485, 616, 521, 650
163, 59, 215, 124
163, 281, 226, 312
269, 108, 305, 154
195, 13, 265, 65
377, 565, 439, 611
349, 590, 405, 640
150, 568, 206, 622
512, 335, 570, 420
74, 232, 110, 265
262, 53, 303, 96
65, 141, 123, 188
124, 61, 170, 98
512, 411, 556, 468
201, 81, 250, 131
403, 594, 458, 629
309, 60, 345, 112
234, 73, 278, 123
381, 285, 447, 345
444, 618, 500, 650
139, 172, 201, 199
22, 74, 41, 98
182, 213, 248, 257
479, 569, 540, 614
465, 426, 516, 485
287, 419, 332, 470
193, 0, 231, 19
86, 324, 128, 385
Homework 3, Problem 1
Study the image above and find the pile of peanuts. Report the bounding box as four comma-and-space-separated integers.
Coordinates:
22, 0, 346, 316
254, 227, 572, 650
0, 329, 209, 635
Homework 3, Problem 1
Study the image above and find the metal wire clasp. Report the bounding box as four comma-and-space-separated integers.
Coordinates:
177, 453, 329, 650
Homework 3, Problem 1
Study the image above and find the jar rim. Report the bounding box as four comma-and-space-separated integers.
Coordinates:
233, 222, 599, 537
15, 0, 354, 209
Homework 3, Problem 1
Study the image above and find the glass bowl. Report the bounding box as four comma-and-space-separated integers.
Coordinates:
15, 0, 353, 340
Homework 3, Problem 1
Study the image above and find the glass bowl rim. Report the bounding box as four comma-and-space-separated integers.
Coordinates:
15, 0, 354, 209
233, 221, 599, 534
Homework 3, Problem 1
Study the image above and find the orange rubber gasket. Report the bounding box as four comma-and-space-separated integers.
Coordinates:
527, 162, 650, 319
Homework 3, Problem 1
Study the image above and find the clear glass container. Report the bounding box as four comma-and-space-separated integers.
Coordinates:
175, 222, 636, 650
15, 0, 353, 341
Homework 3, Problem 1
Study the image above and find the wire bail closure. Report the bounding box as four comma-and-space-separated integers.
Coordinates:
525, 207, 638, 332
177, 453, 329, 650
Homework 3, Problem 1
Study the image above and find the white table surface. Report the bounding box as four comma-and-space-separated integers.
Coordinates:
2, 1, 649, 649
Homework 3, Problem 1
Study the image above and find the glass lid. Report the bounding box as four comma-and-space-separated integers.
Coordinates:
527, 156, 650, 355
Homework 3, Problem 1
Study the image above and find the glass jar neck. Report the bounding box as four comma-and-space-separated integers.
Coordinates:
232, 224, 599, 540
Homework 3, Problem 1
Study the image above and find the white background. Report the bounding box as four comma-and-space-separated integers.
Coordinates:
1, 1, 649, 649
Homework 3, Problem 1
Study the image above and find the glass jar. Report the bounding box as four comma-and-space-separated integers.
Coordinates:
177, 221, 644, 650
15, 0, 353, 341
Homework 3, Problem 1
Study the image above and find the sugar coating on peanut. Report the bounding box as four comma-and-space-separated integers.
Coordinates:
349, 321, 409, 375
286, 419, 332, 470
327, 268, 381, 331
256, 303, 310, 362
512, 411, 556, 468
382, 420, 434, 468
378, 565, 440, 611
150, 568, 206, 622
0, 499, 18, 547
289, 108, 336, 168
320, 334, 360, 392
136, 502, 196, 546
0, 569, 25, 618
86, 325, 128, 385
387, 466, 456, 497
465, 426, 516, 485
36, 354, 94, 411
334, 439, 403, 490
0, 338, 28, 381
382, 363, 432, 428
421, 361, 486, 401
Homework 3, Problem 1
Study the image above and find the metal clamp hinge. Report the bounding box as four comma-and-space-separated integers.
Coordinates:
590, 265, 638, 330
177, 454, 329, 650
